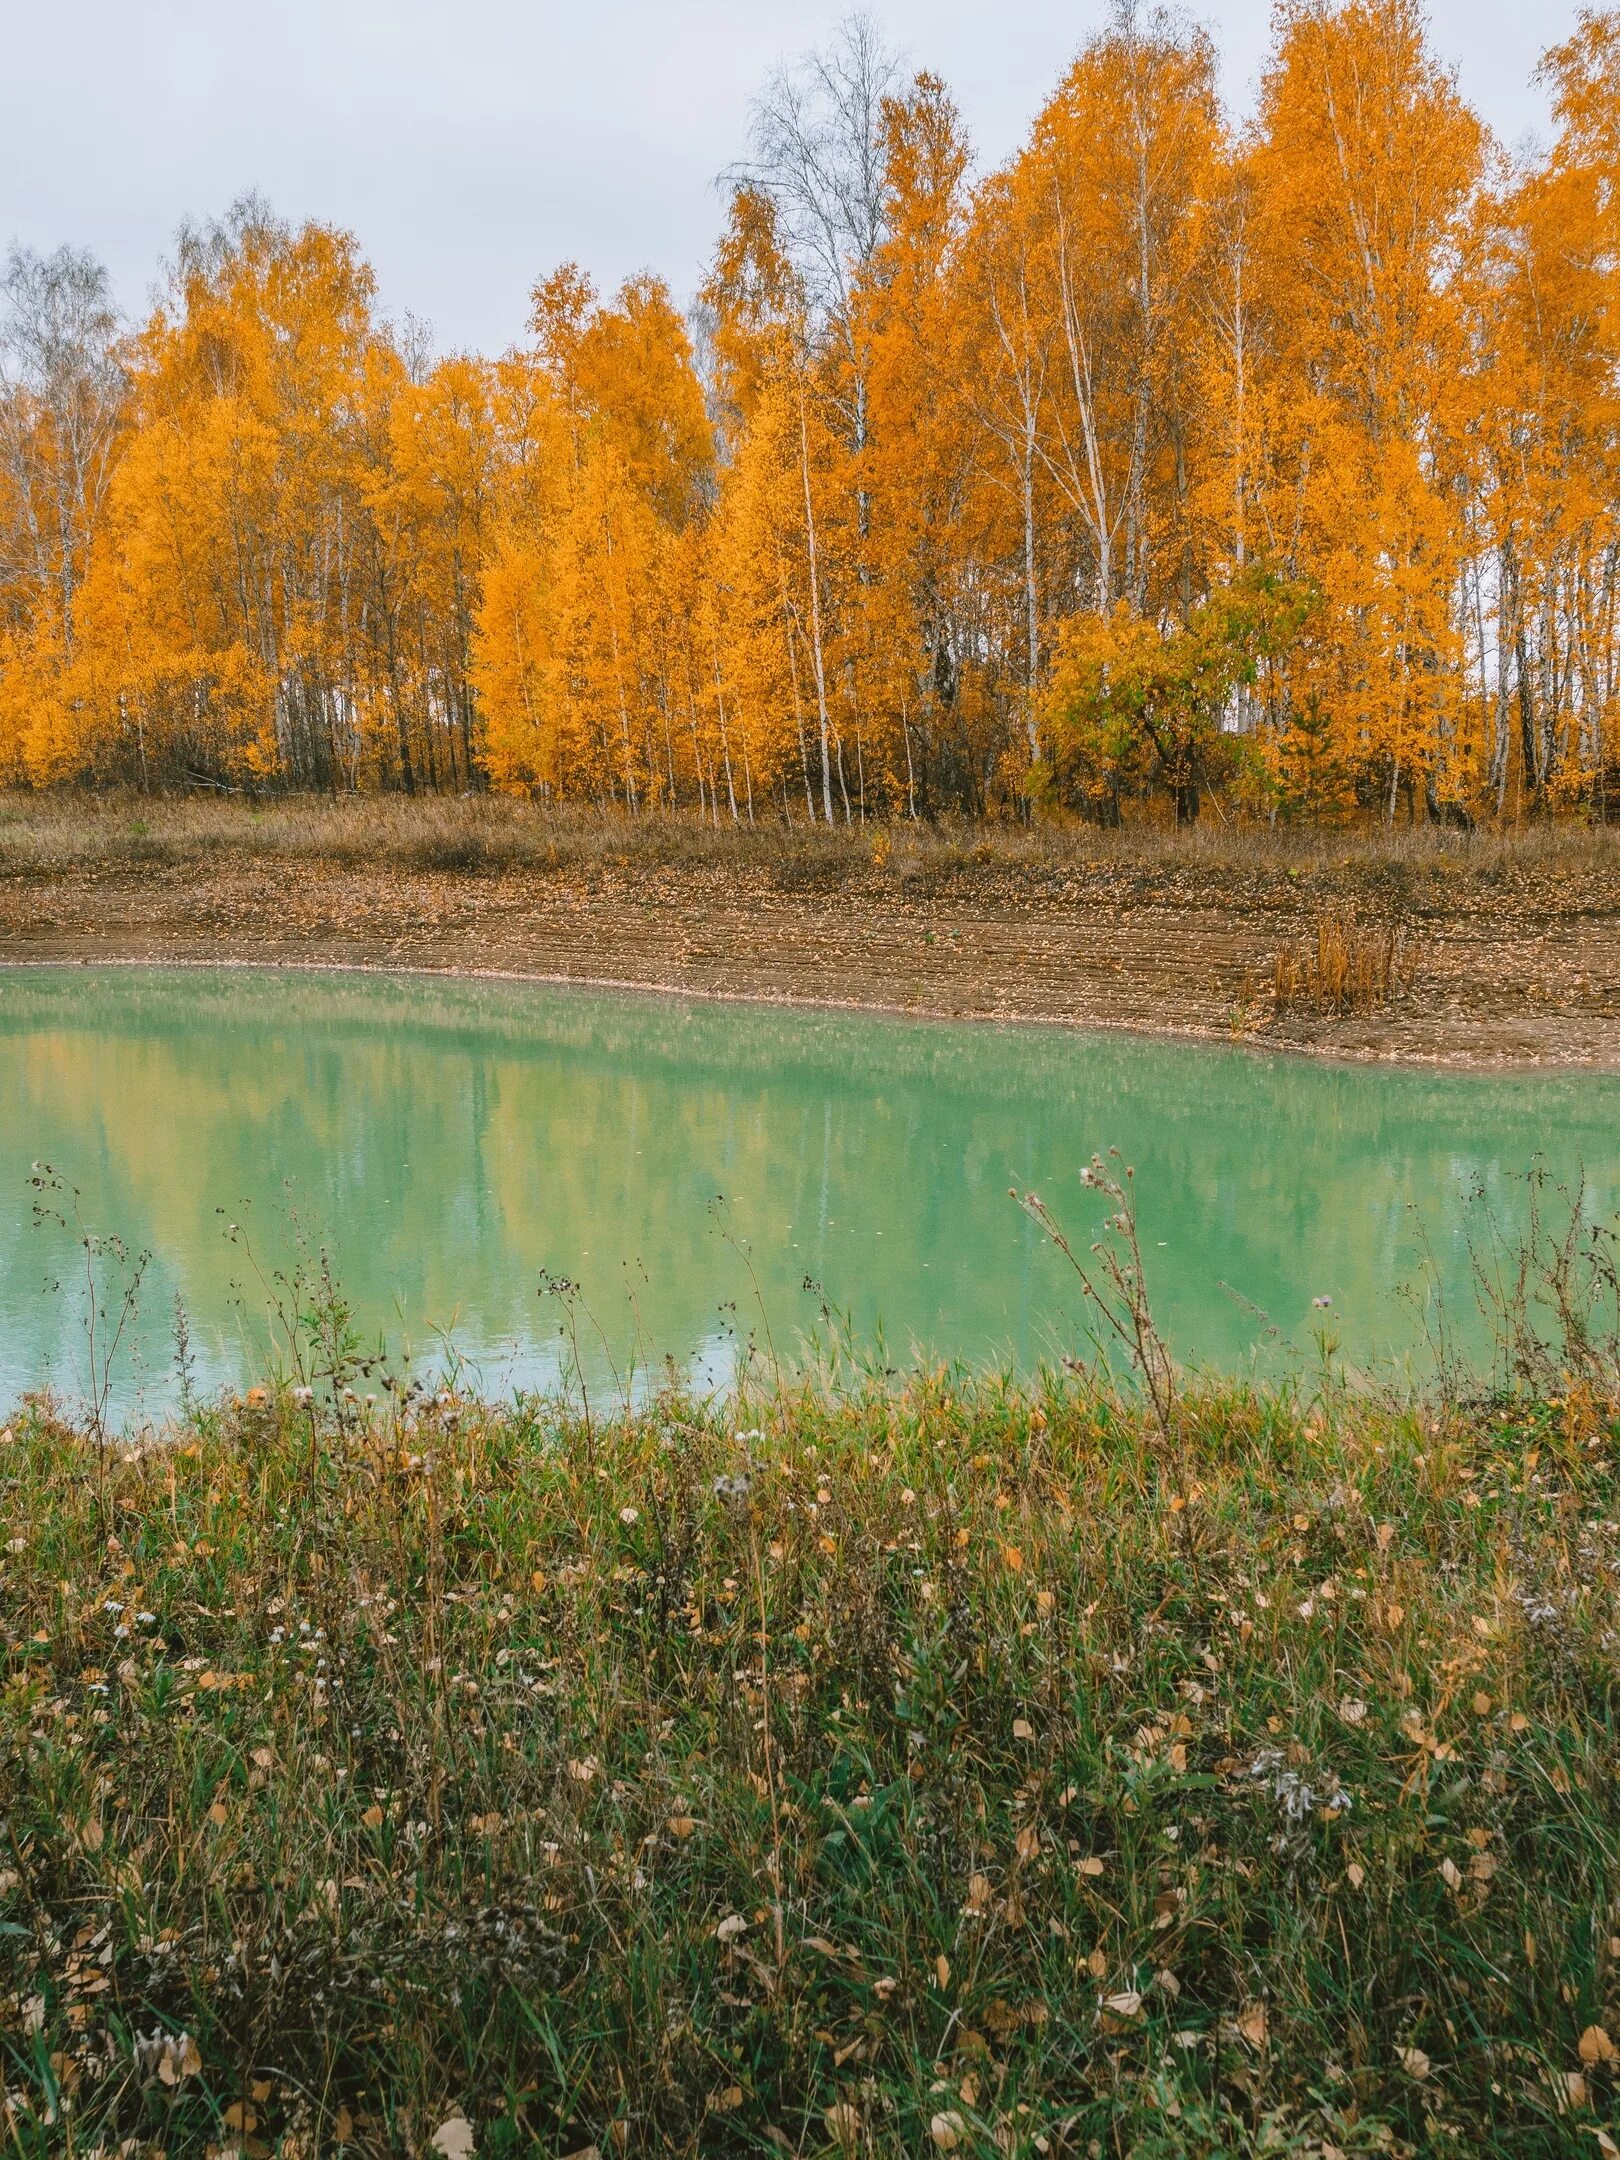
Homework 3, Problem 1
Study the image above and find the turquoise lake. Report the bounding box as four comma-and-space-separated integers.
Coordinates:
2, 966, 1615, 1417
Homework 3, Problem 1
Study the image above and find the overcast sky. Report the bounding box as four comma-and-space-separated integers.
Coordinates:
1, 0, 1581, 356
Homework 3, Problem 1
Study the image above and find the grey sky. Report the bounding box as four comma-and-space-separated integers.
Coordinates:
2, 0, 1579, 356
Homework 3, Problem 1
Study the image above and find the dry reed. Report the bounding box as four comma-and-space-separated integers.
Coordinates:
1271, 912, 1419, 1014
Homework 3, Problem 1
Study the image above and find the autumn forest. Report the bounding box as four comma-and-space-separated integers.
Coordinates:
5, 0, 1620, 826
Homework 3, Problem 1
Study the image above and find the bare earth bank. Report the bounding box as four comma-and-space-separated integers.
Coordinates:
1, 801, 1617, 1067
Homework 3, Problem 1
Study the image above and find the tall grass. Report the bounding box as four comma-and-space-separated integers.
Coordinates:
1, 1353, 1617, 2156
2, 787, 1617, 904
1270, 916, 1421, 1016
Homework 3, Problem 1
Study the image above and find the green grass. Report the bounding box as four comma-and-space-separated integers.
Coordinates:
1, 1361, 1618, 2157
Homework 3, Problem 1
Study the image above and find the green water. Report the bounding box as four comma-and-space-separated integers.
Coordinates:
1, 965, 1615, 1417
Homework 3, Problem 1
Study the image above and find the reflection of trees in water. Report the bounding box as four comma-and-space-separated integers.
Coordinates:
2, 967, 1616, 1414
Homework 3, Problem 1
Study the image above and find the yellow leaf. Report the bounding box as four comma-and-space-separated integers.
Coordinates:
667, 1815, 696, 1839
1237, 2002, 1268, 2049
334, 2105, 355, 2142
1014, 1826, 1040, 1862
1002, 1545, 1024, 1573
1345, 1862, 1365, 1889
1579, 2025, 1615, 2066
935, 1954, 951, 1988
361, 1805, 385, 1830
431, 2116, 476, 2160
931, 2111, 966, 2149
1397, 2046, 1430, 2080
1076, 1855, 1105, 1878
1012, 1718, 1035, 1741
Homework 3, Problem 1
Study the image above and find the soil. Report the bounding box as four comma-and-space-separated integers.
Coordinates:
2, 845, 1617, 1068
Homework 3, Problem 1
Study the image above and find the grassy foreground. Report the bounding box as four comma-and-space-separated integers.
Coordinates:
1, 1367, 1618, 2159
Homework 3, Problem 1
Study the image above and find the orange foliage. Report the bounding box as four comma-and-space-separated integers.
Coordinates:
6, 6, 1620, 823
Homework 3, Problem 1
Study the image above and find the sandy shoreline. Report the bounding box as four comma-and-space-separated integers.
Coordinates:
4, 850, 1618, 1070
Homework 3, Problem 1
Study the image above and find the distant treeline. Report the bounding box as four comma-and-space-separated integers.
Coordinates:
4, 0, 1620, 825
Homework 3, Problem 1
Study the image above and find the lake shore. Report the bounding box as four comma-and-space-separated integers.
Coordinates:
4, 795, 1618, 1067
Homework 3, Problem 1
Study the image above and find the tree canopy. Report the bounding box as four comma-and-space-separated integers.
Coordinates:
3, 2, 1618, 824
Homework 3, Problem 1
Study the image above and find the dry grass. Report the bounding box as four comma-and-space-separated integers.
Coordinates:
1270, 915, 1422, 1016
2, 789, 1619, 915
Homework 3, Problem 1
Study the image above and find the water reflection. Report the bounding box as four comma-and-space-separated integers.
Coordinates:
2, 966, 1615, 1417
